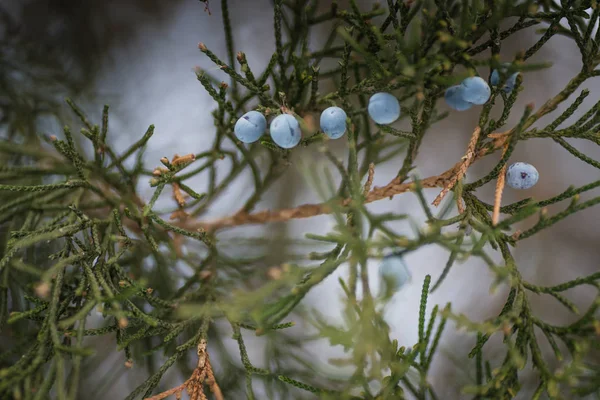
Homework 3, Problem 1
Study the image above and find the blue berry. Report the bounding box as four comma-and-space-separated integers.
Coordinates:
269, 114, 302, 149
379, 254, 411, 296
368, 92, 401, 124
320, 106, 347, 139
234, 111, 267, 143
489, 70, 501, 86
491, 64, 519, 93
460, 76, 491, 105
445, 85, 473, 111
504, 73, 519, 92
506, 162, 539, 190
490, 63, 511, 86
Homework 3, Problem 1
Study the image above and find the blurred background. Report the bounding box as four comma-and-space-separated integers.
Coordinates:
1, 0, 599, 398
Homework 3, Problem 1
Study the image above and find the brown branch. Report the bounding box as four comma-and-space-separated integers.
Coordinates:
457, 191, 466, 214
205, 356, 224, 400
363, 163, 375, 197
145, 383, 187, 400
432, 126, 481, 207
176, 129, 511, 232
492, 142, 510, 225
144, 339, 223, 400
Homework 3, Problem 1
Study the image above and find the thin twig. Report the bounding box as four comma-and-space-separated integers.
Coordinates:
173, 182, 187, 207
144, 383, 187, 400
144, 339, 223, 400
492, 143, 510, 225
432, 126, 481, 207
363, 162, 375, 197
205, 357, 224, 400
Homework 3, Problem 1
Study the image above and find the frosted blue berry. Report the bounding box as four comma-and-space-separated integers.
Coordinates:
368, 92, 401, 124
506, 162, 539, 190
234, 111, 267, 143
444, 85, 473, 111
379, 254, 411, 297
269, 114, 302, 149
460, 76, 491, 105
491, 64, 519, 93
319, 106, 347, 139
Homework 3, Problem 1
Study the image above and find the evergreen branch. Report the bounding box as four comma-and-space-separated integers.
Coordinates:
3, 1, 600, 397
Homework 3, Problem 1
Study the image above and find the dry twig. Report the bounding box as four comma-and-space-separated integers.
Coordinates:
172, 153, 196, 166
492, 143, 510, 225
144, 339, 223, 400
363, 163, 375, 197
172, 182, 187, 207
172, 128, 511, 232
432, 126, 481, 207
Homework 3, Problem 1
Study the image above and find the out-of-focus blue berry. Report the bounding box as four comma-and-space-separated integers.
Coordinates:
269, 114, 302, 149
234, 111, 267, 143
460, 76, 491, 105
490, 70, 501, 86
491, 64, 519, 93
319, 106, 347, 139
506, 162, 539, 189
379, 254, 411, 297
368, 92, 401, 124
490, 63, 511, 86
504, 73, 519, 92
444, 86, 473, 111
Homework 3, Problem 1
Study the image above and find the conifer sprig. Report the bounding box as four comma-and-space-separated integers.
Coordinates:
2, 0, 600, 399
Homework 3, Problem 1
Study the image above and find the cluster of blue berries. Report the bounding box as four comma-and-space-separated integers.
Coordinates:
234, 111, 300, 148
442, 67, 538, 189
234, 107, 348, 149
445, 76, 491, 111
445, 66, 520, 111
234, 92, 401, 148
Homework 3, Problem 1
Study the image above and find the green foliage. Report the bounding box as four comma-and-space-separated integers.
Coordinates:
2, 0, 600, 399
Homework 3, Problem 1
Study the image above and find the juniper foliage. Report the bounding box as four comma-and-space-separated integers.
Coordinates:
1, 0, 600, 399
